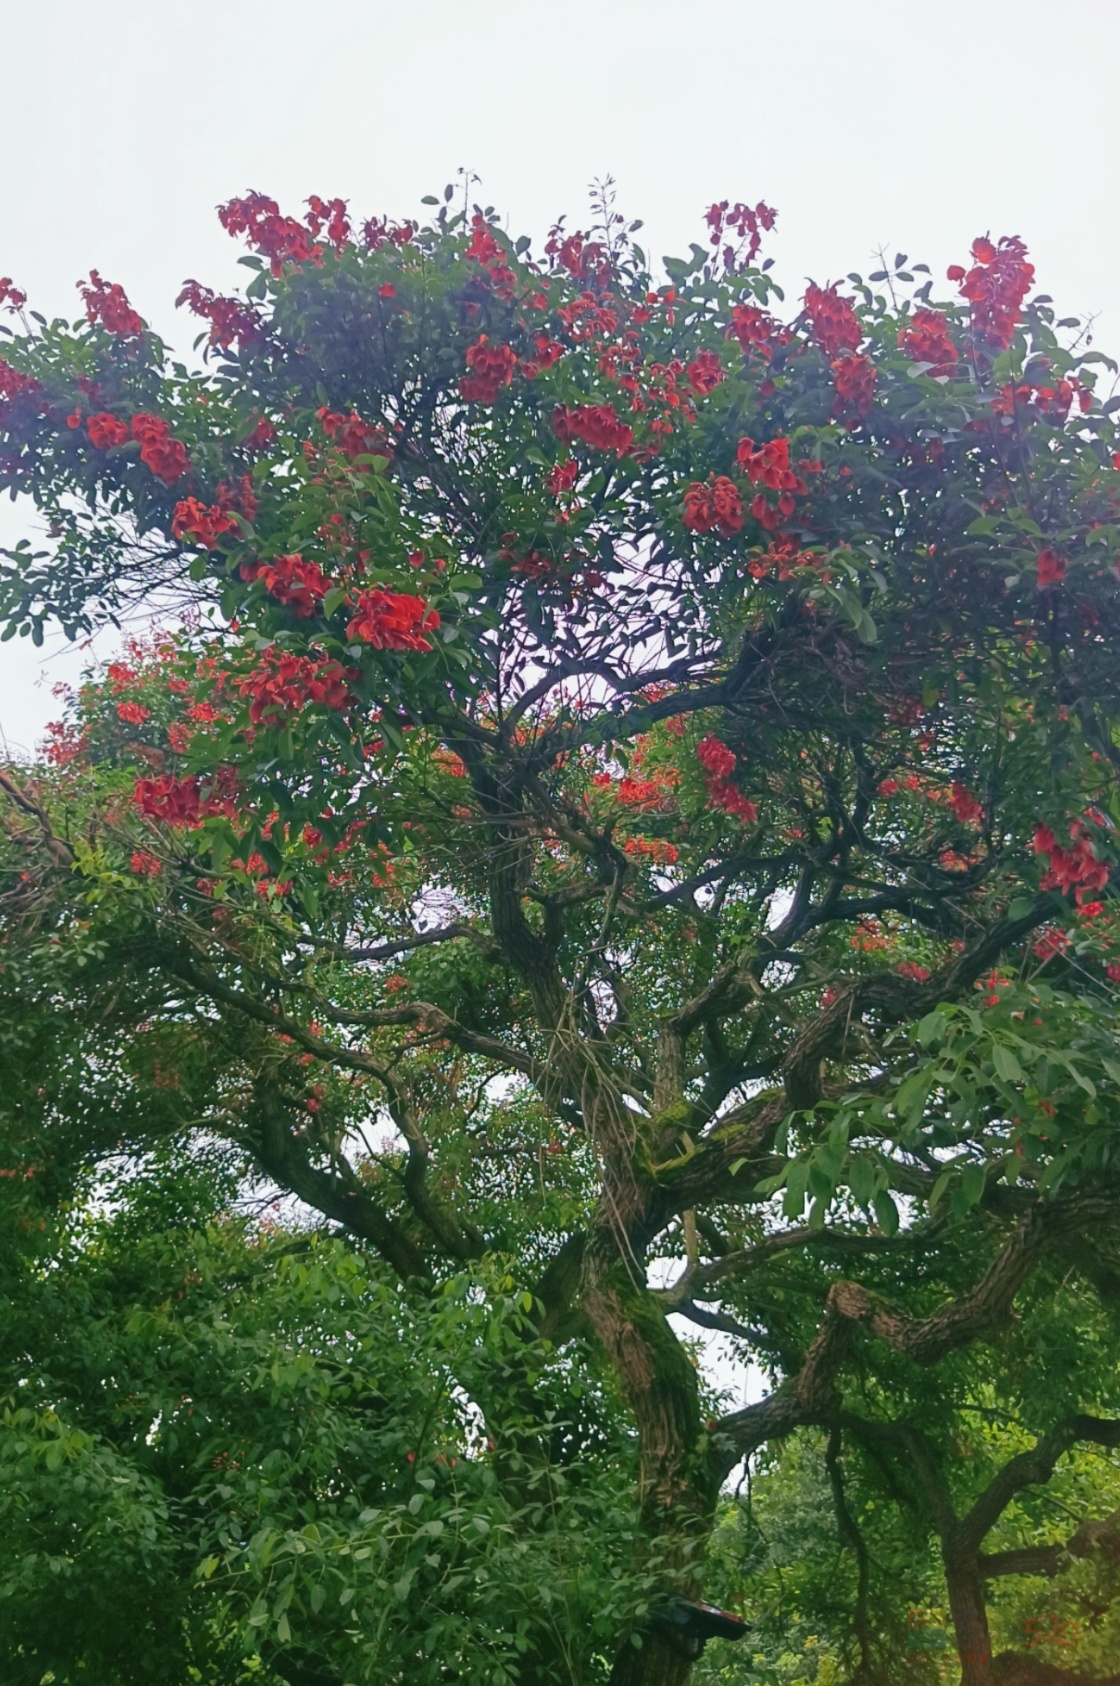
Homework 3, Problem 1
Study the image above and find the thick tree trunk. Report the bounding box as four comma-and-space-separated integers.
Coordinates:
943, 1535, 993, 1686
608, 1630, 699, 1686
580, 1228, 717, 1686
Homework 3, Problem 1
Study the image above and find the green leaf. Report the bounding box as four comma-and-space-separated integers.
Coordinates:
872, 1191, 899, 1236
992, 1044, 1024, 1084
918, 1011, 947, 1049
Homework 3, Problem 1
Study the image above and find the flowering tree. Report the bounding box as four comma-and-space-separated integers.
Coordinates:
4, 188, 1120, 1685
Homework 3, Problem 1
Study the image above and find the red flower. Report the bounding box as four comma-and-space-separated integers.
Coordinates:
1033, 926, 1070, 962
86, 412, 130, 449
899, 307, 959, 375
459, 336, 518, 404
624, 836, 680, 865
685, 351, 725, 395
133, 771, 238, 827
235, 649, 356, 725
521, 333, 564, 377
129, 850, 161, 876
243, 416, 277, 452
305, 194, 351, 250
0, 278, 26, 312
953, 235, 1034, 351
107, 663, 138, 691
831, 354, 876, 419
683, 476, 743, 537
218, 192, 323, 276
317, 407, 392, 461
172, 498, 240, 548
1036, 548, 1066, 589
724, 302, 784, 361
803, 284, 861, 358
545, 458, 579, 496
736, 436, 805, 492
707, 780, 758, 822
176, 279, 261, 349
551, 403, 634, 456
346, 589, 439, 651
130, 413, 189, 484
948, 784, 984, 826
1034, 821, 1109, 900
465, 214, 505, 268
116, 701, 150, 725
378, 283, 397, 298
896, 961, 931, 982
0, 359, 42, 406
79, 270, 144, 337
697, 735, 737, 779
241, 553, 331, 616
705, 199, 776, 269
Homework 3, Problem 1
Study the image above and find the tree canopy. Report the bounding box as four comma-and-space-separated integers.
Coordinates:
3, 186, 1120, 1686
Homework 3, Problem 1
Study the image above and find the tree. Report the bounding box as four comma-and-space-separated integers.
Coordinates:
4, 186, 1120, 1684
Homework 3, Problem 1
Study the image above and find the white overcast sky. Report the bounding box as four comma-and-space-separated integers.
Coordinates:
1, 0, 1117, 756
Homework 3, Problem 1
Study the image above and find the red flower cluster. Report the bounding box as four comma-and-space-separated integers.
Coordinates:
993, 377, 1090, 423
129, 851, 161, 876
704, 199, 776, 270
683, 476, 743, 536
896, 961, 931, 982
949, 235, 1034, 351
176, 279, 261, 349
1033, 822, 1110, 902
86, 412, 130, 449
803, 284, 861, 358
551, 403, 634, 456
1033, 926, 1070, 963
317, 406, 391, 461
235, 648, 355, 725
724, 303, 784, 361
241, 553, 331, 616
0, 359, 42, 405
545, 458, 579, 496
346, 589, 439, 651
831, 354, 876, 420
172, 498, 240, 548
131, 414, 189, 484
1036, 548, 1066, 589
0, 278, 26, 311
465, 214, 517, 299
361, 215, 416, 252
736, 436, 802, 492
948, 783, 984, 826
218, 193, 323, 275
79, 270, 143, 337
899, 307, 958, 375
133, 770, 238, 826
697, 735, 736, 779
745, 538, 822, 581
116, 700, 150, 725
243, 416, 277, 452
685, 350, 725, 395
459, 336, 518, 403
696, 737, 756, 818
545, 224, 611, 286
624, 835, 680, 865
305, 195, 351, 250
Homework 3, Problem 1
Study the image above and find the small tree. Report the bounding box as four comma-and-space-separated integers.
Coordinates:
4, 188, 1120, 1684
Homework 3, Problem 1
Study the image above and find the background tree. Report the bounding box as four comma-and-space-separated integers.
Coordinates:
4, 187, 1120, 1684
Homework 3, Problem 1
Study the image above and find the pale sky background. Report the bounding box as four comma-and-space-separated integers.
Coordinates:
1, 0, 1117, 757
